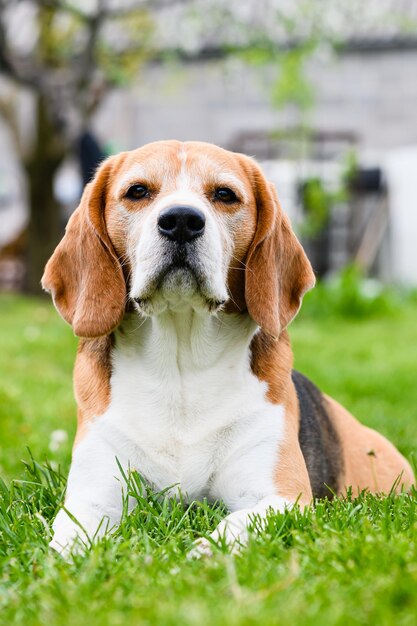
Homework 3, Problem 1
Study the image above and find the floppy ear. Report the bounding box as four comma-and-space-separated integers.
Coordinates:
245, 171, 315, 340
41, 158, 126, 338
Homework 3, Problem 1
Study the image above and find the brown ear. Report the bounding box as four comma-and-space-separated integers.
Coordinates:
245, 173, 315, 339
41, 158, 126, 338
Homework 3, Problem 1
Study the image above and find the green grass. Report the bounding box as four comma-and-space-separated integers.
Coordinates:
1, 291, 417, 625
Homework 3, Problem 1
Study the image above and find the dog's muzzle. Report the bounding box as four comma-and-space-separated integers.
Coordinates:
132, 204, 227, 313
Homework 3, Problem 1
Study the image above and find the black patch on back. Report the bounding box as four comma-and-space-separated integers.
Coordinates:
292, 370, 344, 499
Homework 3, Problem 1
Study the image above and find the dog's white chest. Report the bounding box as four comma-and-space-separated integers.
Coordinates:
93, 311, 284, 501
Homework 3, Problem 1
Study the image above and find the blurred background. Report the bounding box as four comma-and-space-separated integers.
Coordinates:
0, 0, 417, 484
0, 0, 416, 294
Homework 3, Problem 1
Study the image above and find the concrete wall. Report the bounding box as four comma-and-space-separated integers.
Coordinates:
93, 49, 417, 152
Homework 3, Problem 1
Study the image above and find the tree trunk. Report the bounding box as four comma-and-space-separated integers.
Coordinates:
24, 97, 66, 294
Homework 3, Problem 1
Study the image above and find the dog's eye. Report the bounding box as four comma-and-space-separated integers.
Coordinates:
214, 188, 238, 204
126, 184, 149, 200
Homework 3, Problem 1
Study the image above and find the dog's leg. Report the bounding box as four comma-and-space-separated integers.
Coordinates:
189, 421, 312, 558
50, 427, 131, 558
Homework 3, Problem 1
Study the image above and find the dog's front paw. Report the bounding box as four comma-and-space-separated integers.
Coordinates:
49, 511, 89, 560
49, 535, 83, 560
187, 511, 251, 559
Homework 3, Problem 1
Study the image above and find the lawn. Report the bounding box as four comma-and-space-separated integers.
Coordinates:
1, 289, 417, 625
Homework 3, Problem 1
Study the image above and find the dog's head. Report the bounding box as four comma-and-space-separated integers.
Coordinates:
42, 140, 315, 338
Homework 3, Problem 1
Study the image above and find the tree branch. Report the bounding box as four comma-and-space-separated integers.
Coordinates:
0, 91, 22, 155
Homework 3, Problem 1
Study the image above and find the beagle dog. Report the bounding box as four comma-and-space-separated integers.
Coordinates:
42, 140, 414, 556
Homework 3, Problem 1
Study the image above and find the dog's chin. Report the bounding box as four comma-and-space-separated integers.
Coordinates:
133, 266, 226, 316
161, 266, 199, 298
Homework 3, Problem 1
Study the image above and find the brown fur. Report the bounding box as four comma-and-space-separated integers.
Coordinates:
73, 337, 113, 445
42, 159, 126, 338
227, 160, 316, 339
325, 396, 414, 493
250, 332, 313, 504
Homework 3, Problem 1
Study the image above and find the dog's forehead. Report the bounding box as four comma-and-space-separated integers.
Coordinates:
110, 141, 252, 197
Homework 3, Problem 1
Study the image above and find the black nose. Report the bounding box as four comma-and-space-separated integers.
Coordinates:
158, 206, 205, 244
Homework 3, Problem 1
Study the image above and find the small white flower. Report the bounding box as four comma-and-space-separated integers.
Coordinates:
49, 429, 68, 452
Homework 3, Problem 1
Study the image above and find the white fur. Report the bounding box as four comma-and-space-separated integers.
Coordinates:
51, 309, 291, 556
